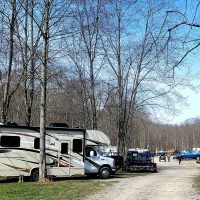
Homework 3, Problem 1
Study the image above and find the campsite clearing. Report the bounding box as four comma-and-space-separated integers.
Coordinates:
86, 157, 200, 200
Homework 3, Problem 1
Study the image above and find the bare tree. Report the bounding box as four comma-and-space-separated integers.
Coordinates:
23, 0, 38, 126
58, 0, 106, 130
1, 0, 17, 123
100, 0, 192, 156
166, 0, 200, 68
38, 0, 51, 182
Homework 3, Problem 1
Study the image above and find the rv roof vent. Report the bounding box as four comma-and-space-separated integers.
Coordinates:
49, 123, 69, 128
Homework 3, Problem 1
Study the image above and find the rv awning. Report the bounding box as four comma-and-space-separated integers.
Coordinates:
86, 130, 110, 145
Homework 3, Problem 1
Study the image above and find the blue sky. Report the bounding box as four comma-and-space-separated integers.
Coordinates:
172, 88, 200, 124
162, 55, 200, 124
156, 87, 200, 125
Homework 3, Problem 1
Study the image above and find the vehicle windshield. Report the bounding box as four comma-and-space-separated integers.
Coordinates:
97, 146, 118, 156
95, 146, 104, 156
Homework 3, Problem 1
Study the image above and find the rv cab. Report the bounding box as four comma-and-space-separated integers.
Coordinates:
85, 145, 116, 179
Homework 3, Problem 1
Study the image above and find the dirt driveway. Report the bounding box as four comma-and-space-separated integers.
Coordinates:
86, 157, 200, 200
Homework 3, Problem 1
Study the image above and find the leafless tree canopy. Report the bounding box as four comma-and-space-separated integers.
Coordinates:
0, 0, 200, 158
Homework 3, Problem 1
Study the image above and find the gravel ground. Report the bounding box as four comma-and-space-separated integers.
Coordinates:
85, 157, 200, 200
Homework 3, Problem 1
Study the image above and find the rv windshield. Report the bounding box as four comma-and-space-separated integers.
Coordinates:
98, 146, 117, 156
94, 146, 104, 156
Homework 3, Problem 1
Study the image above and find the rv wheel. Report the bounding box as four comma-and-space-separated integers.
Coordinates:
31, 168, 39, 182
99, 167, 111, 179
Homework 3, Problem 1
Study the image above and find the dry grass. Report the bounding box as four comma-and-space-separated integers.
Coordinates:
0, 178, 112, 200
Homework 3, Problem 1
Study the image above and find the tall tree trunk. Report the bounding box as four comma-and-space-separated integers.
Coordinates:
116, 3, 127, 157
1, 0, 16, 123
90, 62, 97, 130
25, 0, 36, 126
24, 0, 29, 126
39, 0, 50, 182
28, 0, 36, 126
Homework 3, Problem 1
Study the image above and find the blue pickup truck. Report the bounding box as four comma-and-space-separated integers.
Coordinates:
175, 150, 200, 160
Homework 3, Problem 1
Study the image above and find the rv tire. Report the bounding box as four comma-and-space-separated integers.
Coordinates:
99, 167, 111, 179
31, 168, 39, 182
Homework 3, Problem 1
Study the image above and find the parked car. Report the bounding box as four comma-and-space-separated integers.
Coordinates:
159, 153, 166, 162
175, 150, 200, 160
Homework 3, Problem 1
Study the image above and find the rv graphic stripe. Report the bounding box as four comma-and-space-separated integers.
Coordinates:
0, 148, 76, 167
16, 158, 39, 165
85, 157, 101, 169
1, 163, 30, 173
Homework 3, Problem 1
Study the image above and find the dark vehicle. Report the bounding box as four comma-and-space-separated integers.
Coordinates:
159, 153, 166, 162
110, 155, 124, 170
124, 150, 157, 172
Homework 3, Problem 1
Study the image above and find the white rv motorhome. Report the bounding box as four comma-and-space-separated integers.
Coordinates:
0, 125, 86, 181
0, 125, 116, 181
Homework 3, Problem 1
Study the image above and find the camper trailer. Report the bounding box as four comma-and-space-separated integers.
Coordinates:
0, 125, 116, 180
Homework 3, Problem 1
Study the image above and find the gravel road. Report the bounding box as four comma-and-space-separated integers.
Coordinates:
86, 157, 200, 200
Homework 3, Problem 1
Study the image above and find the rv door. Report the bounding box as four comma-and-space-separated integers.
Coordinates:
58, 140, 71, 176
46, 140, 71, 177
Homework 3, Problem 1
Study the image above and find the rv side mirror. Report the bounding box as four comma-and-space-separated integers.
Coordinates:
90, 151, 95, 157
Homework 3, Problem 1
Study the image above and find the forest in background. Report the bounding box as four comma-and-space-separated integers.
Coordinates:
0, 0, 200, 157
